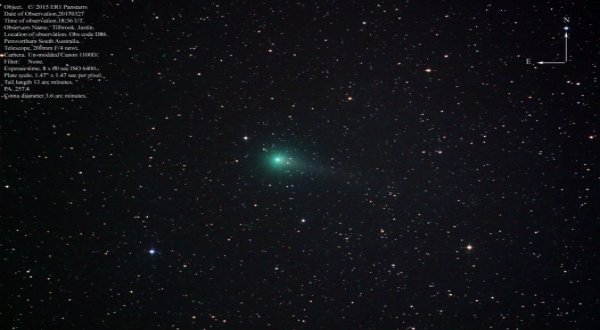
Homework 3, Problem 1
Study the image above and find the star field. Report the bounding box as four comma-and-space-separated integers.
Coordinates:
1, 0, 599, 328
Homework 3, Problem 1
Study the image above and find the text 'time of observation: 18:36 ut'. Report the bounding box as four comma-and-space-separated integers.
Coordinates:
2, 4, 108, 100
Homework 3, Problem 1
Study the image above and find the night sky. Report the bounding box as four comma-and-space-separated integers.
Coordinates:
2, 0, 599, 328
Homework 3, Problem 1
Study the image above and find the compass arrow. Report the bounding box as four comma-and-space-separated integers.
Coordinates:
537, 32, 569, 65
564, 32, 568, 62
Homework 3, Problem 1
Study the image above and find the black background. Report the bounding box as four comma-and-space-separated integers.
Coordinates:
2, 1, 599, 328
